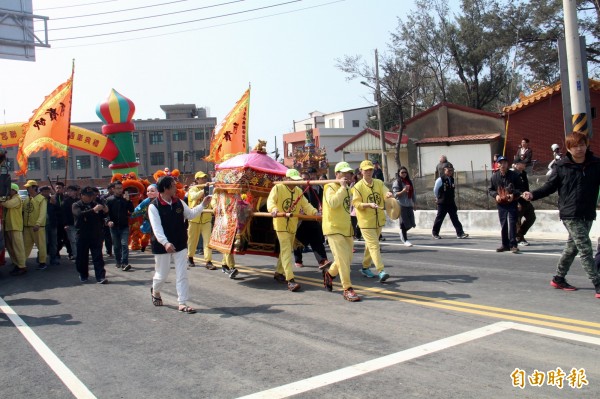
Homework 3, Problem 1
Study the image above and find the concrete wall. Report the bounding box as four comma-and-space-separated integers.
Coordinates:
383, 210, 600, 238
418, 143, 494, 176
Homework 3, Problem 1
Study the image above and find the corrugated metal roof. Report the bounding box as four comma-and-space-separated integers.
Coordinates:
415, 133, 501, 145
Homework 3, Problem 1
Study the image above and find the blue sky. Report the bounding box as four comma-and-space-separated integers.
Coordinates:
0, 0, 426, 155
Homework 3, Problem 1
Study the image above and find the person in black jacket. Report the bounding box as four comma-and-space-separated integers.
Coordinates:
489, 156, 523, 253
61, 185, 79, 261
431, 163, 469, 240
106, 181, 134, 271
73, 186, 109, 283
513, 159, 536, 246
523, 132, 600, 298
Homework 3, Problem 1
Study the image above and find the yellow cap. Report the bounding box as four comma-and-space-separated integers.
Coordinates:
195, 171, 207, 179
359, 160, 374, 170
24, 180, 38, 188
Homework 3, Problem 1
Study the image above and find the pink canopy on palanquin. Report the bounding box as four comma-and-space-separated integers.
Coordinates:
216, 150, 288, 175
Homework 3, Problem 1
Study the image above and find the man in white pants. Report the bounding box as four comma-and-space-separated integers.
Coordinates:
148, 175, 210, 314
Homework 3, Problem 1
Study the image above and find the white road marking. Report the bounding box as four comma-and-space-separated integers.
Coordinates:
0, 297, 97, 399
382, 242, 561, 256
236, 321, 600, 399
236, 322, 512, 399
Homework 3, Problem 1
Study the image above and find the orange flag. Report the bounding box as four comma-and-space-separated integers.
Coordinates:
205, 88, 250, 164
16, 76, 73, 175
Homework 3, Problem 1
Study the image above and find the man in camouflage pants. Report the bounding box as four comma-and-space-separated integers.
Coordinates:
523, 132, 600, 299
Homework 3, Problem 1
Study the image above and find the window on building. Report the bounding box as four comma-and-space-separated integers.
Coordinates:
328, 119, 335, 128
135, 153, 140, 163
76, 156, 91, 170
174, 151, 183, 163
100, 159, 111, 168
173, 131, 187, 141
352, 120, 360, 127
132, 132, 139, 143
339, 119, 344, 128
592, 107, 597, 119
50, 157, 66, 170
28, 157, 40, 171
149, 131, 163, 144
150, 152, 164, 166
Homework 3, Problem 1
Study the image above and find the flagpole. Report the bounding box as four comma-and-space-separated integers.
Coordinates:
64, 59, 75, 184
246, 82, 251, 153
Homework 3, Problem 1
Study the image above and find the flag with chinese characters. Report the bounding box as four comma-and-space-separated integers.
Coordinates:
205, 88, 249, 164
16, 77, 73, 175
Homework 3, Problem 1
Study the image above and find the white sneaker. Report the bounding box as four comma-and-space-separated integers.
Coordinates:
399, 233, 405, 243
404, 240, 413, 247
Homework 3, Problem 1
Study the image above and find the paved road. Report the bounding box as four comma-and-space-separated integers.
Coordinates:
1, 231, 599, 398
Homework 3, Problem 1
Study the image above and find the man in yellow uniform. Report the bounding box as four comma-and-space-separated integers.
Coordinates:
267, 169, 318, 292
22, 180, 48, 270
1, 183, 27, 276
187, 171, 216, 269
352, 160, 393, 282
322, 162, 360, 301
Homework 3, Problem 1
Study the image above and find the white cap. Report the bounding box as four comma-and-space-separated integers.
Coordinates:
551, 144, 559, 151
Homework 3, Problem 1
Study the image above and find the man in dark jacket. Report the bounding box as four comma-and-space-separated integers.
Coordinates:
73, 186, 109, 283
489, 156, 523, 253
106, 181, 134, 271
61, 185, 79, 260
514, 159, 536, 246
523, 132, 600, 299
431, 163, 469, 240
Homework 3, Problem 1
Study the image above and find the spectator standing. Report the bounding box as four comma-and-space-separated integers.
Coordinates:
435, 155, 450, 179
1, 183, 27, 276
392, 167, 416, 247
489, 156, 523, 253
106, 181, 134, 271
22, 180, 48, 270
547, 144, 563, 175
73, 186, 109, 283
432, 164, 469, 240
148, 176, 210, 313
372, 160, 384, 181
523, 132, 600, 299
515, 138, 533, 174
514, 159, 536, 246
351, 160, 393, 282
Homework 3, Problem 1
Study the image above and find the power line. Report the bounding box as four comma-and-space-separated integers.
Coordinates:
50, 0, 245, 30
51, 0, 302, 41
51, 0, 191, 21
51, 0, 345, 49
36, 0, 119, 11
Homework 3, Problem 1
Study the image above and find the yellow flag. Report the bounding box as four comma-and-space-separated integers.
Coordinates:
205, 88, 250, 164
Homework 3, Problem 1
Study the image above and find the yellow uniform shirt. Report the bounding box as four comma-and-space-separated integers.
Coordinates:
267, 184, 318, 234
351, 178, 388, 229
1, 194, 24, 231
322, 183, 353, 237
23, 193, 47, 227
188, 185, 212, 224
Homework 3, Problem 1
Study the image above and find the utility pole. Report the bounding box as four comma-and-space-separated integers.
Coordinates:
563, 0, 588, 135
374, 49, 388, 181
272, 136, 280, 160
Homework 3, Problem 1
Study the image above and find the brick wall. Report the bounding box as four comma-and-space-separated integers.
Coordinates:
506, 91, 600, 166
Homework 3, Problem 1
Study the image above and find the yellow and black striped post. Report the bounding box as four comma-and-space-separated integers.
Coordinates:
572, 113, 588, 136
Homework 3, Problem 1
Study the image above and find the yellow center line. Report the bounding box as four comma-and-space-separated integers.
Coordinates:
228, 264, 600, 336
